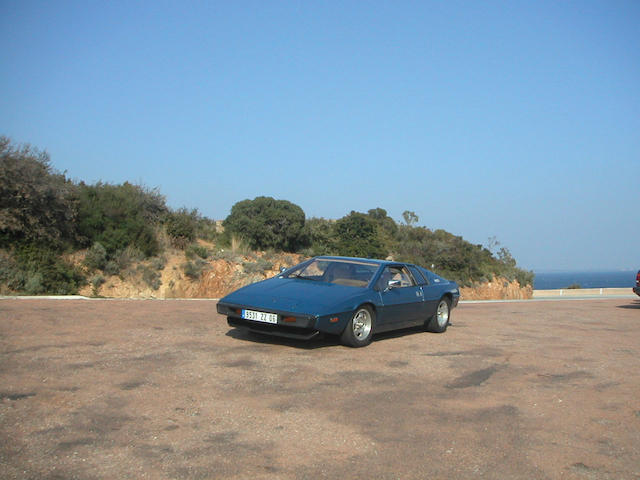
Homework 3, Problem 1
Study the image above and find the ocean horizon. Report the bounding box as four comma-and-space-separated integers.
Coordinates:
533, 270, 637, 290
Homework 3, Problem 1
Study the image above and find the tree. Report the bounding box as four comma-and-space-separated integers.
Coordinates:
334, 211, 386, 259
367, 208, 398, 235
0, 136, 77, 247
402, 210, 419, 226
367, 208, 398, 251
222, 196, 306, 252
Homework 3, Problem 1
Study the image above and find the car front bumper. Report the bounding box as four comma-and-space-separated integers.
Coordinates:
226, 316, 322, 340
217, 301, 331, 340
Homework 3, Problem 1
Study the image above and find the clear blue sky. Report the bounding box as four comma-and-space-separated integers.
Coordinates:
1, 1, 638, 271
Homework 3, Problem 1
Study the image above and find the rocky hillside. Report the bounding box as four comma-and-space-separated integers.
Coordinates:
77, 245, 305, 299
75, 245, 531, 300
459, 277, 533, 300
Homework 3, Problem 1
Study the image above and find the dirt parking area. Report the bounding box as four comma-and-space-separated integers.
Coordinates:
1, 297, 639, 479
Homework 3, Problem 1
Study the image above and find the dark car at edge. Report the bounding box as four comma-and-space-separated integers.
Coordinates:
217, 256, 460, 347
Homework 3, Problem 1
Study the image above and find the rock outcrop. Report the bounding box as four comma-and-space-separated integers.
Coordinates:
459, 276, 532, 300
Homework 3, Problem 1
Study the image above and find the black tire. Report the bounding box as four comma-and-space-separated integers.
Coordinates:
425, 297, 451, 333
341, 305, 375, 347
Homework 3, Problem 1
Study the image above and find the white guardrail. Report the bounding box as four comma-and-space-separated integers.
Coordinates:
532, 287, 634, 298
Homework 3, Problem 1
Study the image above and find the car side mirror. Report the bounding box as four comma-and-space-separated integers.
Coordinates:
280, 267, 287, 273
386, 279, 401, 290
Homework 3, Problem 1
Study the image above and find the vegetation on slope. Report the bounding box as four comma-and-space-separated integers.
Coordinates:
1, 136, 533, 295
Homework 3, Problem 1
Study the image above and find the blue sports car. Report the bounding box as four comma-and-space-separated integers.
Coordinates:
217, 256, 460, 347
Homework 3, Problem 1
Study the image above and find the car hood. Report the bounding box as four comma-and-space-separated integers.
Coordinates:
219, 277, 367, 315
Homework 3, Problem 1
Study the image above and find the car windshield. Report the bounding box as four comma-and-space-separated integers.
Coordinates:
284, 258, 380, 288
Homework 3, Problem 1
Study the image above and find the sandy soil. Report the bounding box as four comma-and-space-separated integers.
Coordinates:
1, 298, 639, 479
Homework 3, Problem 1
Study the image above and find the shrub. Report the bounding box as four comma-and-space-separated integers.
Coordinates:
12, 243, 84, 294
104, 260, 120, 277
185, 244, 209, 260
334, 211, 386, 259
223, 196, 307, 252
182, 259, 207, 280
0, 137, 78, 248
114, 246, 144, 273
0, 251, 22, 292
242, 258, 273, 274
24, 272, 45, 295
138, 265, 161, 290
211, 249, 243, 263
392, 226, 533, 287
76, 181, 166, 257
84, 242, 107, 271
150, 256, 167, 271
367, 208, 398, 252
90, 274, 105, 296
196, 217, 219, 242
303, 217, 337, 256
165, 208, 198, 248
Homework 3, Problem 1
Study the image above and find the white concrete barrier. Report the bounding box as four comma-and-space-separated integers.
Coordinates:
533, 288, 634, 298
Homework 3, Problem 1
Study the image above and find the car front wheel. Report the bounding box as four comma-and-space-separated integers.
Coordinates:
425, 297, 451, 333
341, 306, 375, 347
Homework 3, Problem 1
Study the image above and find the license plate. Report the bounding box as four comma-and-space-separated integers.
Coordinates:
242, 309, 278, 324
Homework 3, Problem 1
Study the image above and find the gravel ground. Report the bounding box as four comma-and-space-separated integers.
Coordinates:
1, 297, 639, 479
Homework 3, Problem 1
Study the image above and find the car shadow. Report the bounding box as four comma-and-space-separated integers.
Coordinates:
225, 328, 340, 350
371, 325, 427, 342
616, 299, 640, 309
225, 322, 448, 349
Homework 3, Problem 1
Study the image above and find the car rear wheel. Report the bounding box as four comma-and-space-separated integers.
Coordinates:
341, 306, 375, 347
425, 297, 451, 333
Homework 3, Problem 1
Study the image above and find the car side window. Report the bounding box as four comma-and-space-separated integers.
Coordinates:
408, 266, 428, 285
377, 266, 415, 290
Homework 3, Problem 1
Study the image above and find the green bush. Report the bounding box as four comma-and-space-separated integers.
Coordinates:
392, 226, 533, 287
242, 258, 273, 274
11, 243, 84, 295
0, 137, 78, 248
223, 196, 307, 252
84, 242, 107, 271
0, 252, 22, 292
150, 256, 167, 271
76, 182, 166, 257
196, 217, 219, 242
185, 244, 209, 260
24, 272, 45, 295
182, 259, 207, 280
90, 274, 105, 296
165, 208, 198, 248
303, 217, 337, 256
138, 265, 162, 290
210, 249, 243, 263
112, 246, 144, 275
334, 211, 386, 259
104, 260, 120, 277
367, 208, 398, 252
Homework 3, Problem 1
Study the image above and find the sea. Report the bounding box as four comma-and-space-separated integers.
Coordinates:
533, 270, 638, 290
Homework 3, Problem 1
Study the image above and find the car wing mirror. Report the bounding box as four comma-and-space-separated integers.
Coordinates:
385, 279, 401, 291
